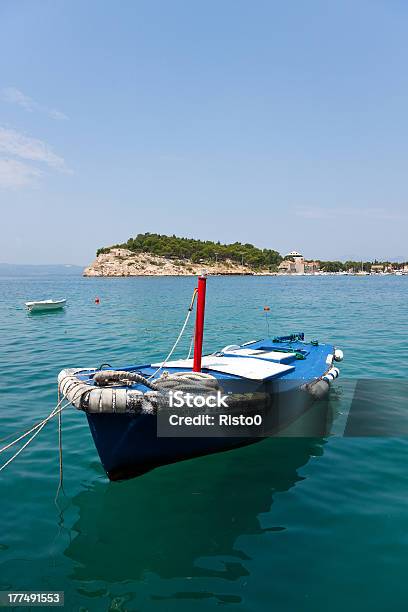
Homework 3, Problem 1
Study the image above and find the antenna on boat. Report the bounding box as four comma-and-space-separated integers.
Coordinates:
193, 273, 207, 372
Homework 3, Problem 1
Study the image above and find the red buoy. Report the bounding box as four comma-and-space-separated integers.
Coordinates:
193, 275, 207, 372
95, 297, 100, 304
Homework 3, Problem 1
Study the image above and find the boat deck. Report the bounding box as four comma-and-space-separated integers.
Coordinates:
75, 338, 334, 392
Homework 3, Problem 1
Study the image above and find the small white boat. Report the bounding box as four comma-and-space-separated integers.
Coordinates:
25, 299, 66, 312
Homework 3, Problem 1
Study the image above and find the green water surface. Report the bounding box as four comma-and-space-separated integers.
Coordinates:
0, 275, 407, 611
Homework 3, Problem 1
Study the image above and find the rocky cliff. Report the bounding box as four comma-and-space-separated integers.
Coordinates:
83, 248, 273, 276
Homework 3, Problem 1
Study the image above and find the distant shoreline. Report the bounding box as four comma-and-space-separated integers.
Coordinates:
83, 271, 407, 278
83, 248, 407, 278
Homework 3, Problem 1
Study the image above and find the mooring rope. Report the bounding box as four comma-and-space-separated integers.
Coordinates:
55, 387, 65, 503
187, 328, 195, 360
0, 422, 47, 445
0, 383, 91, 473
148, 288, 197, 380
0, 287, 200, 475
0, 396, 66, 455
0, 410, 60, 473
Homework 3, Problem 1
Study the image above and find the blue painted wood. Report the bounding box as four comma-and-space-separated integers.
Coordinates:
79, 336, 335, 480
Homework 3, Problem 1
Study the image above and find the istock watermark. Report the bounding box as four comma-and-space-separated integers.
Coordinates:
157, 388, 269, 437
157, 378, 408, 439
168, 390, 229, 409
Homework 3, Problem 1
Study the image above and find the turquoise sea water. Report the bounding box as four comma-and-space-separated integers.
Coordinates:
0, 274, 407, 611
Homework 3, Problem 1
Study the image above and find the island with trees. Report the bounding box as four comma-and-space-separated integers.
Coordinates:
83, 233, 407, 276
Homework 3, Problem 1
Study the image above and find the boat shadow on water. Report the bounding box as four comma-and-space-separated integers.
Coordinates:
64, 400, 335, 585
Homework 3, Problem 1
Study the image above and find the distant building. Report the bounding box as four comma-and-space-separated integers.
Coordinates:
278, 260, 297, 273
278, 251, 319, 274
371, 264, 384, 274
287, 251, 305, 274
304, 260, 320, 274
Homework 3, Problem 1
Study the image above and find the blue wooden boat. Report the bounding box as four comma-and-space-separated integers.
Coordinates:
58, 276, 343, 480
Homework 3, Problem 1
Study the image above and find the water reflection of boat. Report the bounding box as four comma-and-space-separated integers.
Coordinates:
64, 428, 331, 584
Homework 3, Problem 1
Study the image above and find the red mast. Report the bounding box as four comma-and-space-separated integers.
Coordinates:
193, 274, 207, 372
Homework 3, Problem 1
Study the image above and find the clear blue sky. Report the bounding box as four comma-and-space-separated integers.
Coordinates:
1, 0, 407, 264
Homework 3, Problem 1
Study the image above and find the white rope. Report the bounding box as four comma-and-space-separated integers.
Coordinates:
0, 383, 90, 473
0, 286, 199, 472
0, 396, 66, 455
55, 388, 65, 503
0, 401, 70, 473
187, 329, 195, 360
0, 391, 70, 447
148, 307, 194, 380
0, 375, 94, 456
0, 417, 50, 473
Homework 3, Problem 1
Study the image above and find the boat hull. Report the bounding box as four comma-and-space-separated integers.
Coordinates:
26, 300, 66, 312
86, 384, 331, 481
87, 412, 256, 480
58, 335, 340, 481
